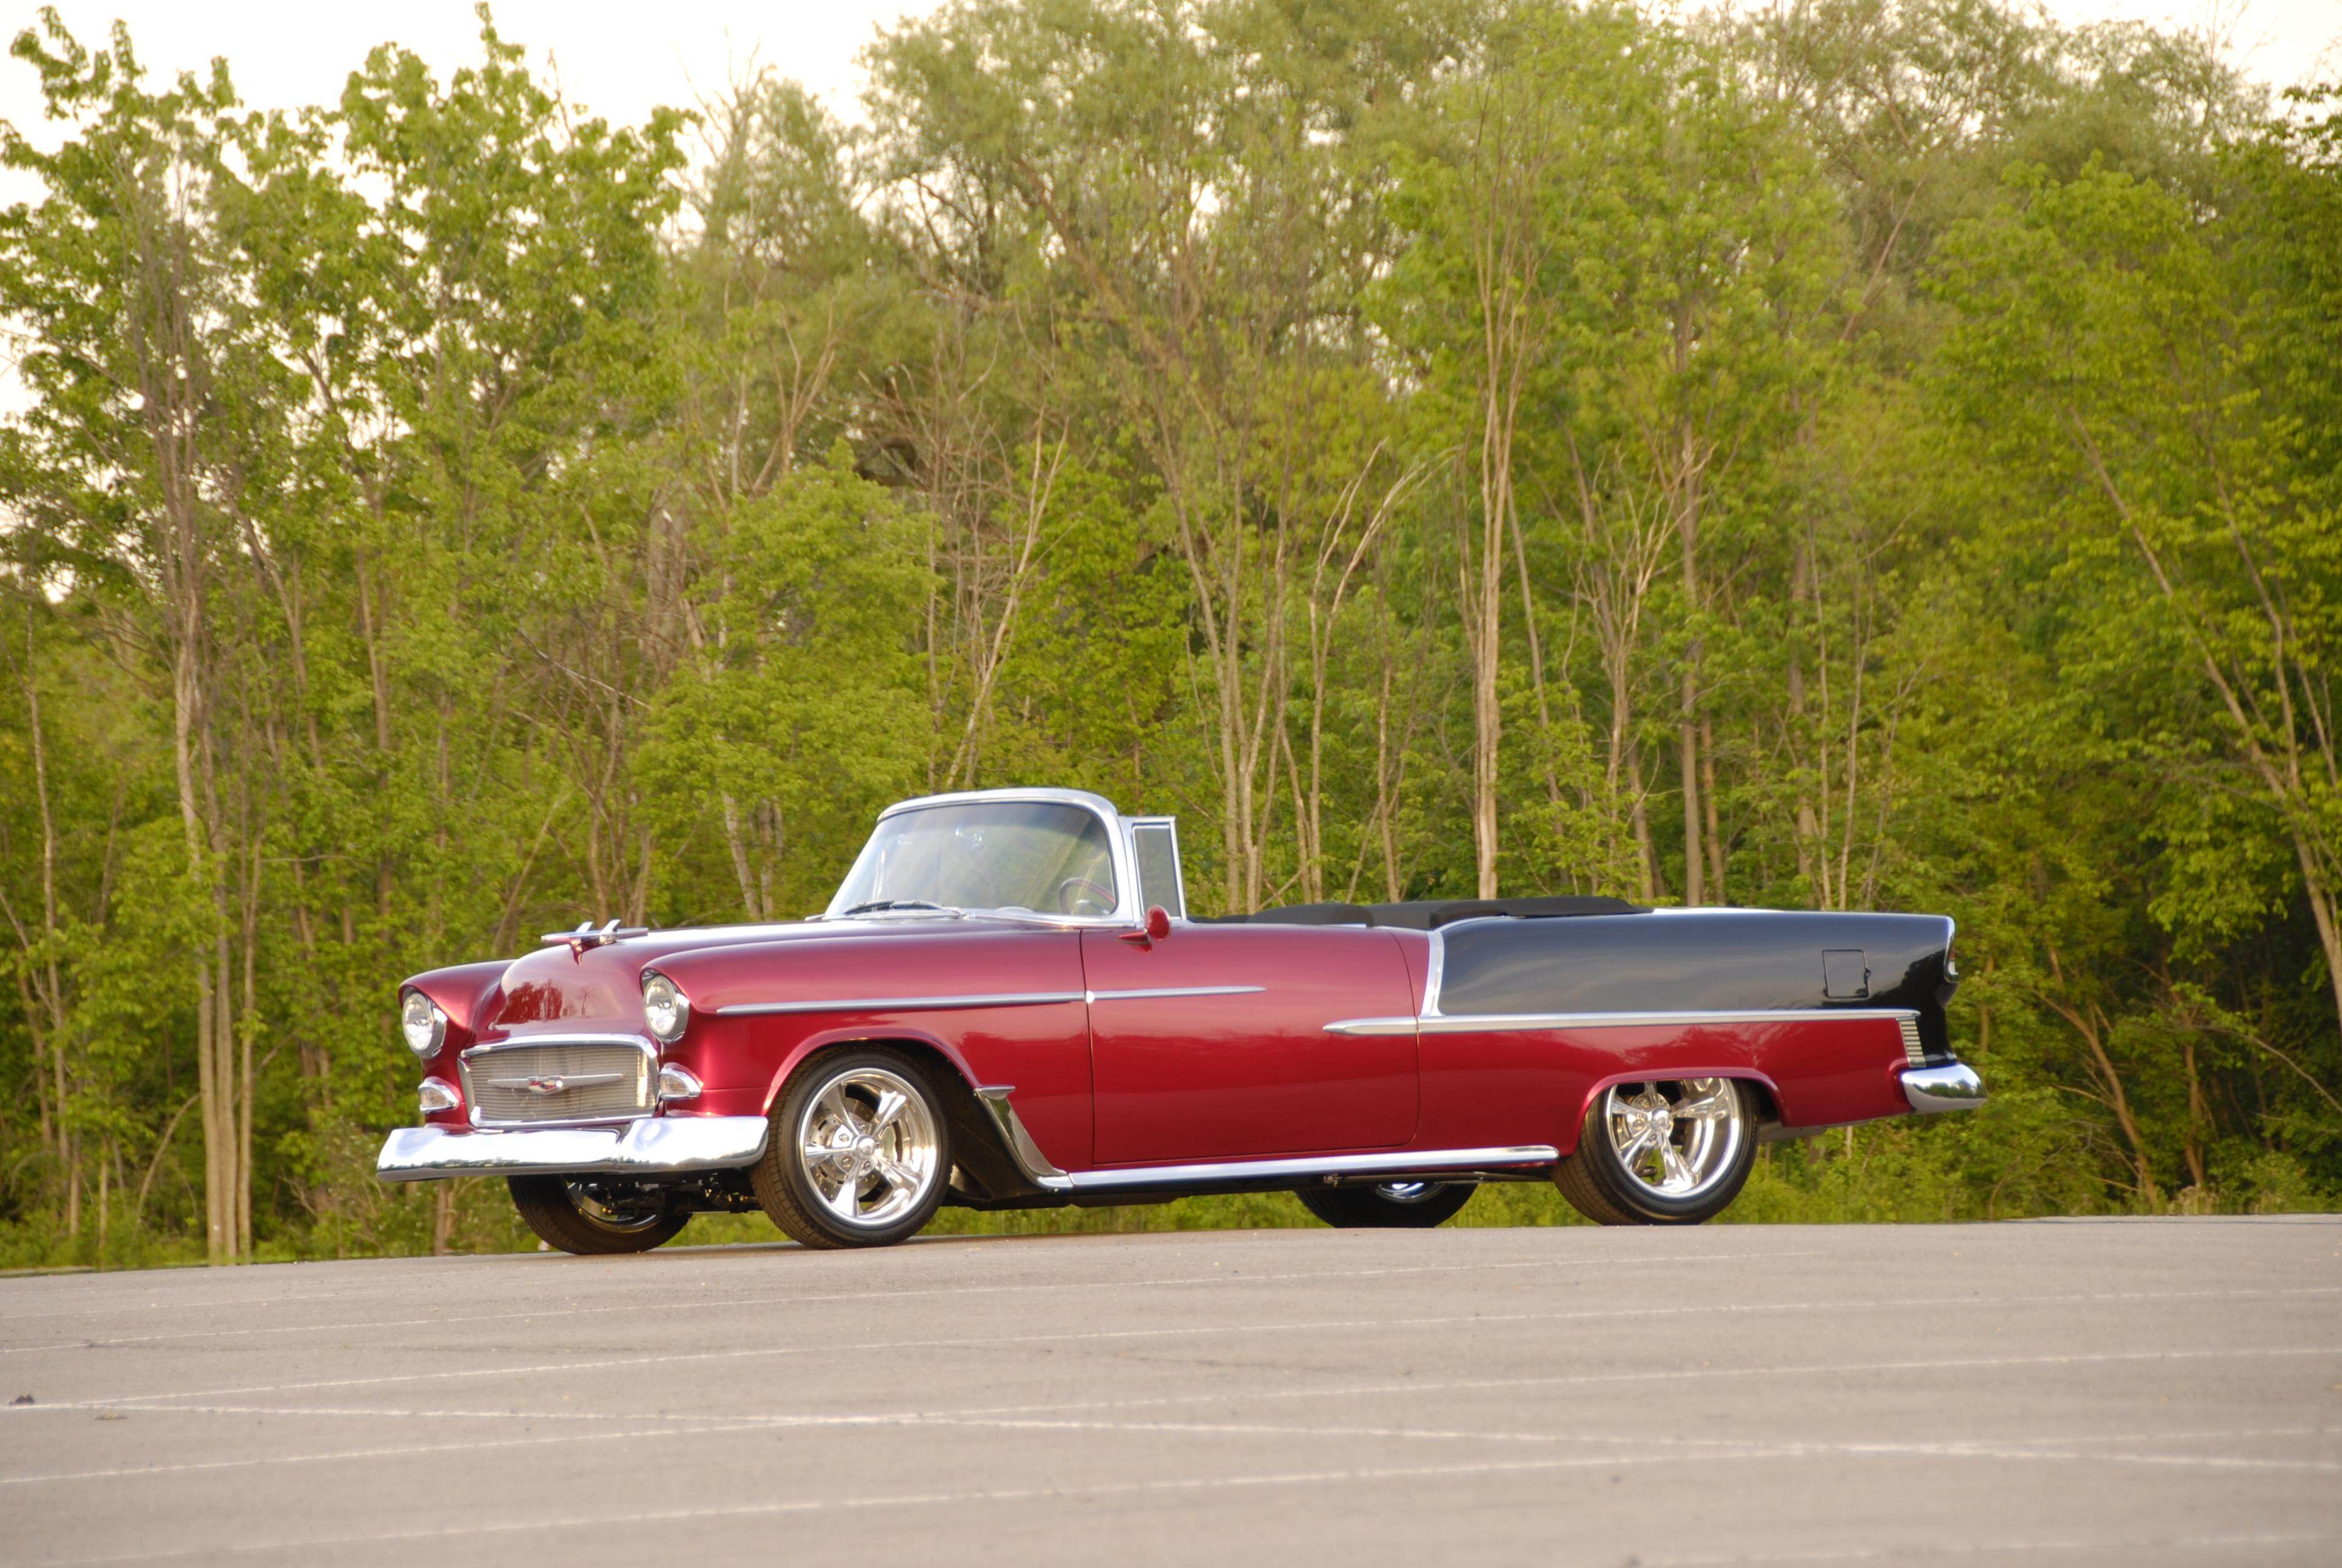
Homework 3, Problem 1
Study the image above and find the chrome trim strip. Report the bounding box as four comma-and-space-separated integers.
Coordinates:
1899, 1015, 1925, 1067
1421, 1006, 1919, 1035
1329, 1006, 1921, 1036
1066, 1145, 1560, 1192
374, 1115, 772, 1182
1085, 985, 1264, 1003
462, 1032, 659, 1056
1902, 1062, 1985, 1113
973, 1086, 1073, 1190
1422, 926, 1449, 1016
719, 990, 1085, 1017
1323, 1016, 1419, 1036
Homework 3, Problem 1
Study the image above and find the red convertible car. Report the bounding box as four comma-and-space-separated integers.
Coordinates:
378, 787, 1982, 1252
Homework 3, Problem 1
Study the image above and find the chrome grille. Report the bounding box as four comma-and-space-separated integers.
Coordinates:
462, 1040, 654, 1126
1899, 1016, 1925, 1068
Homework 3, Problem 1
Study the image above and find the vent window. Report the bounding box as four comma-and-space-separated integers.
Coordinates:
1131, 820, 1186, 919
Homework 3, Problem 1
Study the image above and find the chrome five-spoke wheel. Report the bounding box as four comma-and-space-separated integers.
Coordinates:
1555, 1076, 1758, 1226
1604, 1079, 1744, 1200
799, 1067, 939, 1225
754, 1048, 951, 1248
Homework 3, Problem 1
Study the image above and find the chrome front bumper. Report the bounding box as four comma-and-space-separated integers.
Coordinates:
1901, 1062, 1985, 1114
375, 1116, 770, 1183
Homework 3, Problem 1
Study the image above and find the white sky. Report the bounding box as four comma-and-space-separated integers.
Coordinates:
3, 0, 2336, 153
0, 2, 936, 140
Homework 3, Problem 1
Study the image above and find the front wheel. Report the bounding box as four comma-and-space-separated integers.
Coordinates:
1297, 1180, 1475, 1229
1553, 1078, 1757, 1225
753, 1047, 951, 1249
508, 1175, 690, 1255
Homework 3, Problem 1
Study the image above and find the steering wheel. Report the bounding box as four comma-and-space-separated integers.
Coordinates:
1056, 876, 1115, 917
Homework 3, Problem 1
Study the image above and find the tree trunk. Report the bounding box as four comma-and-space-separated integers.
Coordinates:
1675, 462, 1705, 907
1788, 533, 1819, 891
1700, 714, 1727, 901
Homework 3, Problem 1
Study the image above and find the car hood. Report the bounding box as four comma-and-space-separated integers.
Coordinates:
435, 914, 1083, 1040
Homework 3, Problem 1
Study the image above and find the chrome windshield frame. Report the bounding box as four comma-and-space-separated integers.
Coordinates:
823, 788, 1144, 928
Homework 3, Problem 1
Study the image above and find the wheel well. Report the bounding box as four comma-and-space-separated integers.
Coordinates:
785, 1037, 1039, 1203
1564, 1072, 1783, 1156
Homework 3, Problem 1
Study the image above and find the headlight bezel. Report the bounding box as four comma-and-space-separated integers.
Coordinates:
642, 970, 690, 1044
400, 989, 446, 1059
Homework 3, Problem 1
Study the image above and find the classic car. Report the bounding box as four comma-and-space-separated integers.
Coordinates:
376, 787, 1983, 1253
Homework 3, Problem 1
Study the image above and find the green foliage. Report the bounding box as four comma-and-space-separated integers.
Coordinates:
1, 2, 2336, 1265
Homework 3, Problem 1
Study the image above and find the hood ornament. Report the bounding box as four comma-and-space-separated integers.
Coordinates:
541, 918, 650, 959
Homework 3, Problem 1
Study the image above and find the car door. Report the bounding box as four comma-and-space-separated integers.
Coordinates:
1081, 923, 1419, 1166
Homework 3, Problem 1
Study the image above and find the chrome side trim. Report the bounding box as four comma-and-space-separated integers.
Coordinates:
1085, 985, 1265, 1003
374, 1115, 771, 1183
1422, 926, 1449, 1015
1899, 1015, 1925, 1067
1323, 1016, 1419, 1036
1067, 1145, 1560, 1192
1430, 1006, 1918, 1035
1329, 1006, 1920, 1036
719, 990, 1085, 1017
1902, 1062, 1985, 1113
973, 1086, 1073, 1190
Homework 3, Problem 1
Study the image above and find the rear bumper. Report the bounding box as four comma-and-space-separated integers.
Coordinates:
1900, 1062, 1985, 1114
375, 1115, 770, 1183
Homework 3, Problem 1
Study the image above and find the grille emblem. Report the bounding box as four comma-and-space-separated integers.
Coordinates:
485, 1070, 625, 1097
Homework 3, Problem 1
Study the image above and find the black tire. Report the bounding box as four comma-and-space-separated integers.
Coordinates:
1553, 1078, 1758, 1226
508, 1175, 690, 1255
753, 1046, 953, 1249
1297, 1180, 1476, 1229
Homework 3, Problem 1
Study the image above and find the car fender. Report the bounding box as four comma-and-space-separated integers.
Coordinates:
755, 1022, 985, 1119
1558, 1067, 1783, 1158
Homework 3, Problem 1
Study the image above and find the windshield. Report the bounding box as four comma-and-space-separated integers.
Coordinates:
828, 801, 1120, 918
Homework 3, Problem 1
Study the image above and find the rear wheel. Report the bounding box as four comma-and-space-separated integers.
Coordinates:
1297, 1180, 1475, 1229
1554, 1078, 1756, 1226
753, 1047, 951, 1249
508, 1175, 690, 1255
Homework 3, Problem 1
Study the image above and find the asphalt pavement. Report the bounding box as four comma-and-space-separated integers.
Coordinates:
2, 1215, 2337, 1566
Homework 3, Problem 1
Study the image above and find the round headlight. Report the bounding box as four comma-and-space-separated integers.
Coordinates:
400, 990, 445, 1058
642, 972, 689, 1044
